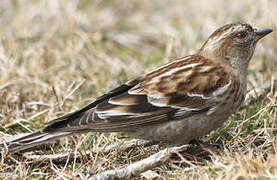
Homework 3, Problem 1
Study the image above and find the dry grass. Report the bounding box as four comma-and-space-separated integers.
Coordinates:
0, 0, 276, 179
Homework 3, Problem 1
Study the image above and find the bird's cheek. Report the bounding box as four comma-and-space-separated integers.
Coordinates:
248, 43, 256, 58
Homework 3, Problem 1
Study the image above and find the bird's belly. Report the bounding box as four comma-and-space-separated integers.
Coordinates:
125, 88, 245, 144
125, 111, 232, 145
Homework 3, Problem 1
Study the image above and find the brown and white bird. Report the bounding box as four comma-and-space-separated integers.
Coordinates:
2, 23, 272, 153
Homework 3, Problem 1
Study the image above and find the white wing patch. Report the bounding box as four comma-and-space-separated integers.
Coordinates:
148, 98, 169, 107
187, 93, 211, 99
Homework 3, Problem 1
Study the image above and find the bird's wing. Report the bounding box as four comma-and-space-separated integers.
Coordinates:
43, 55, 231, 133
4, 55, 233, 153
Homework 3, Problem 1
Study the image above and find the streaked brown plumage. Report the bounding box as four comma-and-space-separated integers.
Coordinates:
2, 23, 272, 153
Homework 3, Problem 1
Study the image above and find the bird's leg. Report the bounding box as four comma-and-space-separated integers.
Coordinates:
189, 139, 222, 149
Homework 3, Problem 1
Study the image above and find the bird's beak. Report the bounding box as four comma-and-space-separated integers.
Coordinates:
254, 27, 273, 42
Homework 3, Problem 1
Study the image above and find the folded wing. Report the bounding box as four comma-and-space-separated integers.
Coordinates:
43, 55, 231, 133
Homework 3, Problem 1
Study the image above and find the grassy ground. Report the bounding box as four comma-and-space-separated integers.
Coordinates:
0, 0, 276, 179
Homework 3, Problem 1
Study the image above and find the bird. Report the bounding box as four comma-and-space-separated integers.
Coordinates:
1, 23, 272, 153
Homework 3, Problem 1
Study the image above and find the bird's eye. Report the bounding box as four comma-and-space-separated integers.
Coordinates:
236, 31, 248, 39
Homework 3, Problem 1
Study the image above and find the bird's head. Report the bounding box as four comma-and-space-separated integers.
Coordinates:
199, 23, 272, 72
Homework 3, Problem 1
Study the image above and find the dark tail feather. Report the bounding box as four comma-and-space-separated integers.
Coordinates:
1, 130, 74, 153
1, 109, 88, 153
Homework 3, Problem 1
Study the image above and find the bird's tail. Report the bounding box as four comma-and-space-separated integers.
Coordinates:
1, 130, 75, 153
1, 108, 89, 153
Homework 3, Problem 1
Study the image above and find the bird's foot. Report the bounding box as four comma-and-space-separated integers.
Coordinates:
189, 139, 223, 149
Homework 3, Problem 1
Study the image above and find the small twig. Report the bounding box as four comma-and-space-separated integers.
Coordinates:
61, 80, 85, 107
24, 151, 81, 164
52, 86, 61, 110
22, 139, 154, 164
89, 145, 190, 180
0, 82, 14, 90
